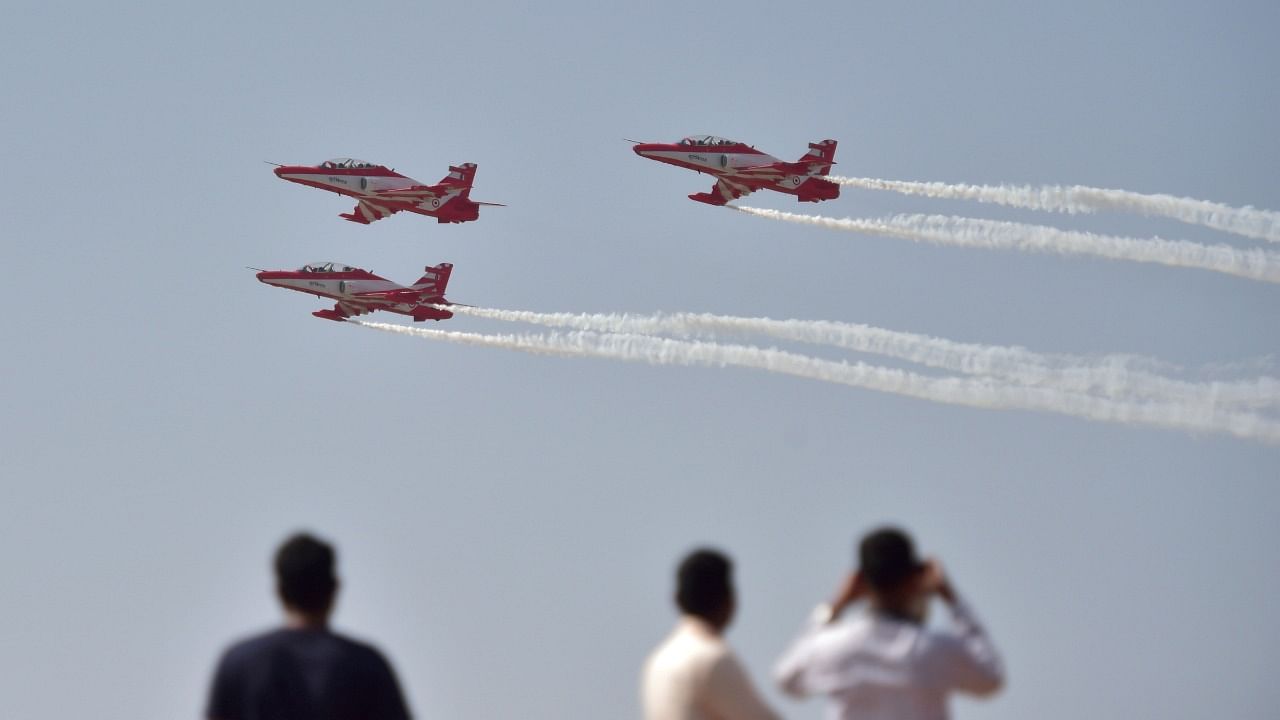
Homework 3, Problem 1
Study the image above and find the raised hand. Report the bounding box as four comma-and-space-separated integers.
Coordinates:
919, 558, 956, 604
828, 571, 866, 621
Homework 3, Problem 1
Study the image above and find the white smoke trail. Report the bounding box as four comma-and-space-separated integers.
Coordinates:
829, 176, 1280, 243
733, 207, 1280, 284
351, 320, 1280, 445
441, 305, 1280, 410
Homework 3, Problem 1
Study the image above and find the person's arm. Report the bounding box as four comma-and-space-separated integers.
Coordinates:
774, 572, 864, 698
773, 615, 819, 699
205, 650, 240, 720
703, 651, 782, 720
932, 596, 1004, 695
366, 650, 412, 720
923, 562, 1004, 696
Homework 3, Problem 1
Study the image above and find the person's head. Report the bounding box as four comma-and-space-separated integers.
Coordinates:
274, 532, 339, 622
858, 527, 927, 618
674, 548, 736, 632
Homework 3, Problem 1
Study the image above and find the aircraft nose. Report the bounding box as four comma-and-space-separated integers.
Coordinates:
632, 143, 654, 157
273, 166, 286, 178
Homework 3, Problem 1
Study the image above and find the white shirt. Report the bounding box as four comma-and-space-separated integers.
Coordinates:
642, 617, 781, 720
774, 598, 1003, 720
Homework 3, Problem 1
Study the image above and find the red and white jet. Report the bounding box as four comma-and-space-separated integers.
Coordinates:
272, 158, 502, 225
255, 261, 456, 322
632, 135, 839, 206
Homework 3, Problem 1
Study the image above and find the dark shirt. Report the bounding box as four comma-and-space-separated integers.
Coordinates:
207, 628, 411, 720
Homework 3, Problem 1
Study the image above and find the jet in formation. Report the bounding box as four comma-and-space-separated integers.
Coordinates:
255, 261, 457, 322
631, 135, 839, 206
271, 158, 503, 225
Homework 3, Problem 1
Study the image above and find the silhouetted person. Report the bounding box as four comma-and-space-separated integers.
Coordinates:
206, 533, 411, 720
642, 548, 780, 720
775, 528, 1003, 720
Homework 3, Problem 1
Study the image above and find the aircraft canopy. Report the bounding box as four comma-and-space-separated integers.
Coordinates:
319, 158, 379, 169
299, 261, 359, 273
679, 135, 738, 147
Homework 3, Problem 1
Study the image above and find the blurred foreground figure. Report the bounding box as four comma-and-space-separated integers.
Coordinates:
206, 533, 411, 720
642, 548, 780, 720
774, 528, 1003, 720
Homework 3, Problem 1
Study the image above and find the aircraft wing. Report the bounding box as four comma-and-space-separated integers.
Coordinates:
735, 162, 790, 180
340, 199, 400, 225
375, 185, 444, 200
313, 300, 374, 321
689, 178, 755, 206
351, 289, 436, 305
373, 185, 470, 215
739, 159, 832, 178
344, 291, 452, 322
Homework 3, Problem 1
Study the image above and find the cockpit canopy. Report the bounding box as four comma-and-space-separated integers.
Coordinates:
679, 135, 738, 147
299, 261, 359, 273
319, 158, 379, 169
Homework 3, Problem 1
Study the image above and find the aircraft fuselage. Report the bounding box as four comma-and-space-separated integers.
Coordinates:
633, 136, 840, 205
274, 166, 462, 216
256, 264, 453, 322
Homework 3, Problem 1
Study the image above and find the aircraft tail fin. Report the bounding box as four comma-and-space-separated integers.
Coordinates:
799, 139, 837, 176
411, 262, 454, 299
436, 163, 477, 198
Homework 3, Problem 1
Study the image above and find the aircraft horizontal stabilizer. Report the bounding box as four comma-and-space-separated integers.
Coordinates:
411, 306, 454, 322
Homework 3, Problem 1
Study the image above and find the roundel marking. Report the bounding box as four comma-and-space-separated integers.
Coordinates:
359, 178, 367, 191
720, 154, 729, 169
338, 280, 346, 293
791, 175, 802, 186
431, 198, 440, 208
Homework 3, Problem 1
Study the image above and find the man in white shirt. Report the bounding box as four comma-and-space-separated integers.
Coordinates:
774, 528, 1003, 720
642, 549, 781, 720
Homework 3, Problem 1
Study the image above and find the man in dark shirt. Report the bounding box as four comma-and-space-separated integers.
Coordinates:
206, 533, 412, 720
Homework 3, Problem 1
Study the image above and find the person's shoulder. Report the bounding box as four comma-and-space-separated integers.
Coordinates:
920, 624, 973, 651
219, 628, 288, 659
797, 613, 881, 661
326, 629, 396, 667
646, 623, 728, 677
212, 627, 292, 676
684, 630, 737, 679
326, 629, 384, 653
818, 613, 875, 643
915, 619, 993, 666
705, 639, 748, 673
644, 628, 689, 671
678, 623, 730, 659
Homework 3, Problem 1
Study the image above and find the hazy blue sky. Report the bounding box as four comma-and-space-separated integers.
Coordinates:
2, 2, 1277, 718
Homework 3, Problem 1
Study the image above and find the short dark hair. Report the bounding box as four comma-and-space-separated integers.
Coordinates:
859, 527, 923, 592
275, 532, 337, 613
675, 549, 732, 620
